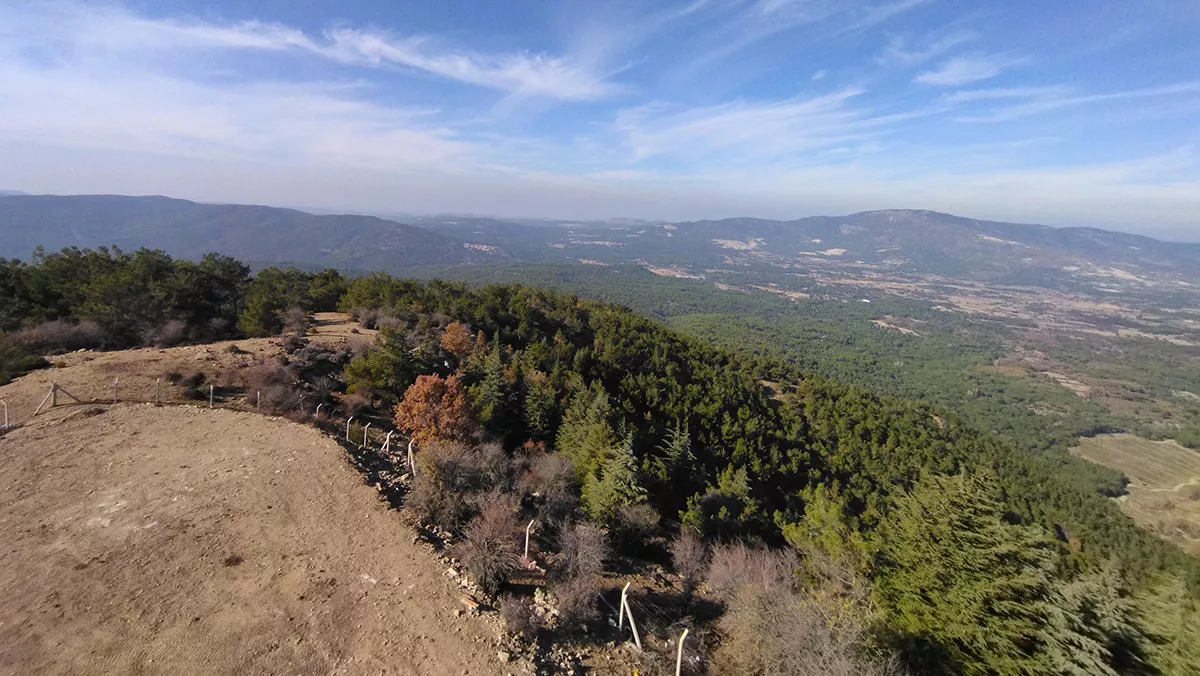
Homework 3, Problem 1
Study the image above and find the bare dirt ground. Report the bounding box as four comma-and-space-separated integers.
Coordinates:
0, 317, 507, 676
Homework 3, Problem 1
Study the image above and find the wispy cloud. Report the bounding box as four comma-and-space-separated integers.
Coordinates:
612, 88, 928, 166
948, 82, 1200, 122
876, 30, 977, 68
915, 54, 1027, 86
4, 4, 618, 101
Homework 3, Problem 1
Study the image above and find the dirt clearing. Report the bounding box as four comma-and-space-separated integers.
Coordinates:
1073, 433, 1200, 554
0, 403, 503, 675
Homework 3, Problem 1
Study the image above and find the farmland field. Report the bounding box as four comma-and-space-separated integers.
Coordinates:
1074, 434, 1200, 553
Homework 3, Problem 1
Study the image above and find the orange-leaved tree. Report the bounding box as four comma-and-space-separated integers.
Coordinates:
394, 374, 475, 444
440, 321, 475, 360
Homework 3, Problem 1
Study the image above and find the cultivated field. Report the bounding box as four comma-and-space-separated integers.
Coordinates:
1074, 434, 1200, 553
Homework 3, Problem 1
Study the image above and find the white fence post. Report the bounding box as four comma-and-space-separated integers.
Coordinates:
34, 384, 55, 416
384, 430, 394, 454
113, 378, 119, 403
363, 422, 372, 448
346, 417, 355, 441
407, 439, 417, 476
524, 519, 536, 562
256, 391, 261, 410
619, 582, 630, 631
621, 589, 642, 651
155, 377, 161, 404
209, 385, 214, 408
315, 403, 324, 419
676, 628, 689, 676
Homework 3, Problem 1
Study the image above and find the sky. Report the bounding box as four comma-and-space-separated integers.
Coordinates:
1, 1, 1199, 239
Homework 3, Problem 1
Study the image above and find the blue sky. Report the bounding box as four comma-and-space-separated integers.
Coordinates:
1, 1, 1199, 238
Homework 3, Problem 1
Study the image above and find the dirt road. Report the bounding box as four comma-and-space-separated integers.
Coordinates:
0, 402, 504, 675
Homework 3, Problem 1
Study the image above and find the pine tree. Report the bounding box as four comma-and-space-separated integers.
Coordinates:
555, 382, 616, 478
581, 431, 647, 524
873, 471, 1063, 676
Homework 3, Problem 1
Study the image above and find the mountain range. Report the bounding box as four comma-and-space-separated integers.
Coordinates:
2, 193, 1198, 292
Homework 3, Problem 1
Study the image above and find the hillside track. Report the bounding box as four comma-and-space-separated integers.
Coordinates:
0, 343, 503, 674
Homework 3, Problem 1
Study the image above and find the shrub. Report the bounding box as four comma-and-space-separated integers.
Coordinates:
407, 441, 497, 530
558, 523, 608, 581
550, 575, 602, 630
609, 502, 660, 554
670, 532, 709, 598
144, 319, 188, 347
14, 319, 105, 353
0, 333, 48, 385
499, 594, 540, 640
520, 452, 578, 532
706, 544, 898, 676
243, 364, 302, 414
281, 306, 311, 336
341, 392, 373, 418
455, 496, 522, 596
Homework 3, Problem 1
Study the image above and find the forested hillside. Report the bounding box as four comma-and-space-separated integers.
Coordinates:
2, 248, 1199, 674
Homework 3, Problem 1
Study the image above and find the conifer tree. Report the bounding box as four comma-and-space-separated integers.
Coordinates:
581, 431, 647, 524
873, 471, 1062, 675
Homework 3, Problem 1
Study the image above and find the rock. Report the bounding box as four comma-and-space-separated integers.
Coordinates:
497, 651, 511, 663
454, 608, 464, 617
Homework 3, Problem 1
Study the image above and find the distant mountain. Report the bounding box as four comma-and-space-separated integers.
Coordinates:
0, 194, 480, 268
0, 190, 27, 196
2, 195, 1197, 292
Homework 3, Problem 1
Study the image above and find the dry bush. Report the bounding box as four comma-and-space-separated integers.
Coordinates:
14, 320, 105, 353
176, 371, 209, 400
281, 306, 311, 336
499, 594, 540, 640
342, 392, 373, 418
455, 496, 522, 596
375, 314, 404, 331
706, 544, 899, 676
144, 319, 188, 347
610, 502, 661, 554
559, 523, 608, 581
243, 364, 302, 414
407, 441, 487, 530
671, 532, 709, 598
351, 307, 379, 329
282, 333, 307, 354
550, 575, 602, 630
706, 543, 797, 600
520, 452, 578, 531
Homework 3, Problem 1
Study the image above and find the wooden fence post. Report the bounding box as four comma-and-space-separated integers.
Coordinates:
676, 628, 689, 676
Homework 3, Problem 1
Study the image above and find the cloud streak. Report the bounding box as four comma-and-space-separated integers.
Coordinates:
4, 4, 618, 101
915, 54, 1027, 86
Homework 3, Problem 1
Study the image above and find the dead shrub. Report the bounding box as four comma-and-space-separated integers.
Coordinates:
707, 544, 898, 676
178, 371, 208, 400
499, 594, 540, 640
281, 306, 311, 336
550, 575, 602, 631
520, 452, 578, 532
15, 319, 105, 353
610, 502, 661, 554
144, 319, 188, 347
341, 392, 373, 418
455, 497, 522, 596
407, 441, 484, 530
243, 364, 302, 414
351, 307, 380, 329
558, 522, 608, 581
670, 532, 709, 598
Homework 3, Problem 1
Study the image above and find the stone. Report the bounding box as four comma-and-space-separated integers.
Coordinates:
497, 651, 511, 663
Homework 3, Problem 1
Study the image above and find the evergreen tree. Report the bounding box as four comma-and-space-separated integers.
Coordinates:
581, 431, 646, 524
873, 471, 1063, 675
555, 382, 617, 479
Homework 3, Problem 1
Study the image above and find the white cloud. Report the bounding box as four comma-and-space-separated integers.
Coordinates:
877, 30, 977, 68
949, 82, 1200, 122
916, 54, 1027, 86
612, 88, 930, 166
0, 3, 617, 101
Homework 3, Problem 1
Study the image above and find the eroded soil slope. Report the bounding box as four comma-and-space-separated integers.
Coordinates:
0, 403, 500, 675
